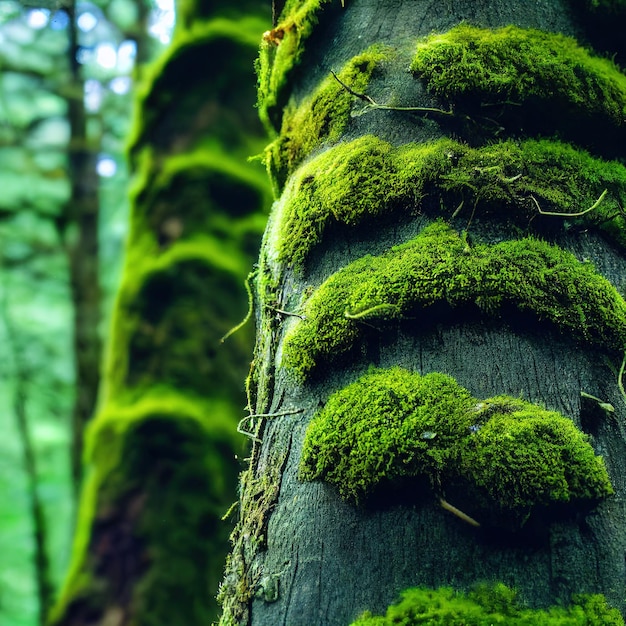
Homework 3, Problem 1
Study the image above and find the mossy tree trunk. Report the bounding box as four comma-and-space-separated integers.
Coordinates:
221, 1, 626, 624
49, 1, 271, 625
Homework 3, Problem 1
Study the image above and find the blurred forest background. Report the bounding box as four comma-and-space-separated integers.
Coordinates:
0, 1, 270, 624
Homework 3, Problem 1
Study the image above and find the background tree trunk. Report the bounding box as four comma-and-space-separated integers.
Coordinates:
49, 2, 271, 624
61, 0, 103, 493
221, 1, 626, 624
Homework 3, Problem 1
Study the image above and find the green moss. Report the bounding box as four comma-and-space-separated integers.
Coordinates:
128, 16, 267, 159
300, 367, 613, 512
49, 390, 240, 624
410, 24, 626, 140
271, 135, 626, 269
351, 584, 624, 625
257, 0, 332, 132
129, 147, 269, 260
217, 437, 291, 625
265, 48, 386, 194
113, 416, 237, 625
102, 239, 251, 403
282, 222, 626, 380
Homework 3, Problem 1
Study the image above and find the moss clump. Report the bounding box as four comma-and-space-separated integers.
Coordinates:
129, 148, 269, 259
50, 391, 240, 625
272, 135, 626, 269
410, 24, 626, 145
105, 240, 250, 400
257, 0, 332, 132
351, 584, 624, 625
299, 367, 613, 511
282, 222, 626, 380
112, 417, 237, 626
265, 48, 386, 194
128, 17, 267, 159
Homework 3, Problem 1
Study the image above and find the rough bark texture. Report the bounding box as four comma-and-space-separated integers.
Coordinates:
221, 0, 626, 624
49, 2, 271, 624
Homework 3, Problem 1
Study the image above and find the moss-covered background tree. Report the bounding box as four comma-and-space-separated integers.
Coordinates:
49, 1, 271, 624
221, 0, 626, 624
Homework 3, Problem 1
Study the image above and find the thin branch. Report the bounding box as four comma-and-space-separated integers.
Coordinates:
237, 408, 304, 442
439, 498, 481, 527
530, 189, 608, 218
580, 391, 615, 413
330, 70, 454, 117
220, 270, 255, 343
267, 305, 306, 320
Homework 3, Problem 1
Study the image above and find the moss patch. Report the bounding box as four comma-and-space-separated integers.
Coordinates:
127, 17, 267, 160
49, 391, 240, 625
300, 367, 613, 513
410, 24, 626, 149
265, 47, 386, 194
273, 135, 626, 269
351, 584, 624, 625
104, 240, 251, 401
282, 222, 626, 380
257, 0, 333, 132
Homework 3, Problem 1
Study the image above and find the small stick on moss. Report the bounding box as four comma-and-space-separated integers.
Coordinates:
267, 305, 306, 320
344, 303, 400, 320
237, 417, 262, 443
530, 189, 608, 218
330, 70, 454, 117
220, 271, 255, 343
439, 497, 481, 527
450, 199, 465, 219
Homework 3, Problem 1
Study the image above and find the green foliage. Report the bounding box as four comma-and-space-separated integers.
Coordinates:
351, 584, 624, 625
265, 47, 386, 193
299, 367, 612, 512
272, 134, 626, 270
283, 222, 626, 380
129, 147, 270, 260
0, 259, 74, 626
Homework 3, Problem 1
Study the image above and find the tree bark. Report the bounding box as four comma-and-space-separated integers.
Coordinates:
221, 1, 626, 624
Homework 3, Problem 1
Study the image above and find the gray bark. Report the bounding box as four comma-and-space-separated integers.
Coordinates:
224, 1, 626, 624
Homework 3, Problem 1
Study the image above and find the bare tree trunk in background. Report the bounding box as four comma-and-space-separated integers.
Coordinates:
221, 1, 626, 624
57, 0, 102, 493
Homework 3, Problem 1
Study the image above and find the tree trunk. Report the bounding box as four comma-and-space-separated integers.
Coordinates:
61, 0, 103, 493
49, 2, 271, 624
221, 1, 626, 624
